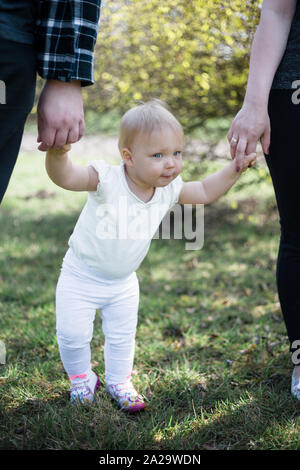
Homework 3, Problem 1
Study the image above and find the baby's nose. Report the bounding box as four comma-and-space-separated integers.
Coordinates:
165, 155, 175, 167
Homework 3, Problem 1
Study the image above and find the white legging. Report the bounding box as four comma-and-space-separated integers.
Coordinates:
55, 248, 140, 384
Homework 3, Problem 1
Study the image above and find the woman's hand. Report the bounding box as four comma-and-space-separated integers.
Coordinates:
227, 102, 271, 172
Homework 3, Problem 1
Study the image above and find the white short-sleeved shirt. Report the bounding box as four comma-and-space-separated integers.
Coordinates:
68, 159, 184, 279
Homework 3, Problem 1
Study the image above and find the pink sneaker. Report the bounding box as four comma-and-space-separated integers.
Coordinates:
70, 372, 101, 404
106, 380, 145, 413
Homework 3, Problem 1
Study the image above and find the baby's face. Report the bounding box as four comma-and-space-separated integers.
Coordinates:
125, 127, 183, 188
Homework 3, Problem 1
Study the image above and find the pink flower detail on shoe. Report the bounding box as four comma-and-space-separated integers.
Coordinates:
106, 380, 145, 413
70, 372, 101, 404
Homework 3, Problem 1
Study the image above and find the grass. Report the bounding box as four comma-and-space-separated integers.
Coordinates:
1, 143, 300, 450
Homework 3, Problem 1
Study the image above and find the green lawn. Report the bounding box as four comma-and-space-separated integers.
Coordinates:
1, 146, 299, 450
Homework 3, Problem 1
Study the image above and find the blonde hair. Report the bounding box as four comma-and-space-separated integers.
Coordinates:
118, 98, 184, 153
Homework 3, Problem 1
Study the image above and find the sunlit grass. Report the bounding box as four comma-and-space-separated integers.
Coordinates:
1, 148, 300, 450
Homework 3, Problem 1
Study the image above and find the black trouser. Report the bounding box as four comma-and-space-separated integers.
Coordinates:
0, 39, 36, 204
266, 89, 300, 353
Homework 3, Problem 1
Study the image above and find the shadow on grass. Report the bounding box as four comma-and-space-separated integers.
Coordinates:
2, 197, 297, 450
0, 352, 299, 450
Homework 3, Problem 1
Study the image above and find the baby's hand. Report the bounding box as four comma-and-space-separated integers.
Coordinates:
239, 152, 257, 173
46, 144, 72, 155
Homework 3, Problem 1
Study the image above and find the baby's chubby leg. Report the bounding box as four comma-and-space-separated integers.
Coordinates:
55, 271, 98, 379
101, 276, 145, 412
100, 274, 140, 385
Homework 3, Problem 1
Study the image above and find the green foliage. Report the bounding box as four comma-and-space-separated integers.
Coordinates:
31, 0, 262, 134
84, 109, 121, 135
84, 0, 261, 131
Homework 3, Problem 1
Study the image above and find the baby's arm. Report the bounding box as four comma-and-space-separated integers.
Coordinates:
178, 152, 256, 205
45, 144, 99, 191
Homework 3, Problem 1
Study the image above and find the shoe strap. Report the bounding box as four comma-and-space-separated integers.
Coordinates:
70, 373, 87, 381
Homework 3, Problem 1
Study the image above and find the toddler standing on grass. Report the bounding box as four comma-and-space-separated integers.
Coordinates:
45, 99, 256, 413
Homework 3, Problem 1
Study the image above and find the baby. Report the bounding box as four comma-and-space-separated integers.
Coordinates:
46, 99, 256, 413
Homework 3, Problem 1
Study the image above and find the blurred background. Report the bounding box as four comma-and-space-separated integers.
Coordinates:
26, 0, 262, 142
21, 0, 266, 189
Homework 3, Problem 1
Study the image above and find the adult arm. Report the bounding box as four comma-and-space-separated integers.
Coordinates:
35, 0, 102, 150
227, 0, 297, 171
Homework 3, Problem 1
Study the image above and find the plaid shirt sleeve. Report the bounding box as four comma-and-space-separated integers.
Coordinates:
35, 0, 102, 87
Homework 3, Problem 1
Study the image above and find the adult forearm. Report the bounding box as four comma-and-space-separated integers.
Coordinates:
244, 8, 295, 108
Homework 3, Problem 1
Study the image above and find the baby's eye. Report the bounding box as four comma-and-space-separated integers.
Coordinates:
152, 153, 163, 159
173, 151, 182, 157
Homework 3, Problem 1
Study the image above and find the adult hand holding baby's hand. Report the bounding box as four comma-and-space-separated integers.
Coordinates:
47, 144, 72, 156
37, 79, 84, 152
239, 152, 257, 173
227, 102, 270, 172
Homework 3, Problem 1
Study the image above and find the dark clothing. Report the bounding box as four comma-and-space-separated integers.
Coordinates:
267, 1, 300, 353
272, 0, 300, 89
0, 0, 102, 86
35, 0, 101, 87
265, 89, 300, 351
0, 0, 101, 203
0, 39, 36, 203
0, 0, 38, 45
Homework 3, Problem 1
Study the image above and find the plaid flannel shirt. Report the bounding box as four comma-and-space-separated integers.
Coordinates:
36, 0, 102, 87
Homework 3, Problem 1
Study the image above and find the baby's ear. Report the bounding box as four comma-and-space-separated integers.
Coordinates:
121, 148, 134, 166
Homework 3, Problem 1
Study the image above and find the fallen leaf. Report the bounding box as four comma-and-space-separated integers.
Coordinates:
240, 344, 256, 355
266, 341, 278, 356
196, 383, 206, 398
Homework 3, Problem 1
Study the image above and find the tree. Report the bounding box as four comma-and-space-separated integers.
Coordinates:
31, 0, 261, 133
85, 0, 261, 131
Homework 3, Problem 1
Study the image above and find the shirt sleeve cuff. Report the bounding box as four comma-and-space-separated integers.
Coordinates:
36, 56, 95, 87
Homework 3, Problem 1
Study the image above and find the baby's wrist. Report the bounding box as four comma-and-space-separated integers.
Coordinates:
47, 145, 70, 158
227, 160, 241, 180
